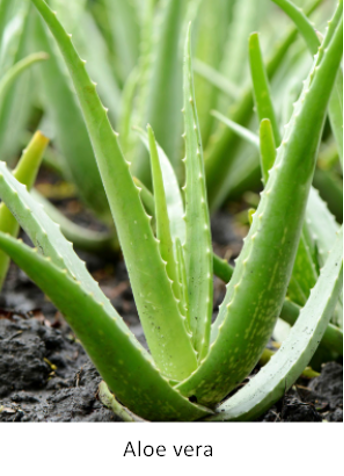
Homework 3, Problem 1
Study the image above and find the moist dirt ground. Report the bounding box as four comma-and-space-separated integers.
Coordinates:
0, 177, 342, 422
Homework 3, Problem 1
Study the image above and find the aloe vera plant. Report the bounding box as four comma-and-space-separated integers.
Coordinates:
0, 0, 342, 421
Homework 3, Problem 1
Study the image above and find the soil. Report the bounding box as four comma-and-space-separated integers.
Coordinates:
0, 180, 342, 422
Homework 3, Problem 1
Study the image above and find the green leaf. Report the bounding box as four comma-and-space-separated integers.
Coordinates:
280, 299, 343, 356
147, 124, 182, 306
204, 0, 324, 210
249, 32, 281, 144
134, 127, 186, 245
33, 14, 111, 220
183, 24, 213, 359
259, 118, 276, 184
272, 0, 343, 167
177, 15, 343, 406
30, 0, 197, 381
0, 232, 210, 422
0, 131, 49, 290
210, 228, 343, 421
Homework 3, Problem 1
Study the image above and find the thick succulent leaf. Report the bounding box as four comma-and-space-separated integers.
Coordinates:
328, 68, 343, 167
183, 24, 213, 359
134, 0, 184, 182
280, 299, 343, 356
31, 0, 197, 380
305, 187, 339, 267
215, 113, 320, 306
272, 0, 343, 167
204, 0, 323, 210
210, 228, 343, 421
134, 127, 186, 245
0, 52, 48, 102
211, 252, 343, 356
177, 17, 343, 406
147, 125, 181, 305
248, 32, 281, 144
175, 236, 189, 324
0, 233, 210, 422
247, 30, 319, 306
287, 230, 318, 306
314, 167, 343, 224
259, 119, 276, 184
0, 131, 48, 289
33, 14, 111, 220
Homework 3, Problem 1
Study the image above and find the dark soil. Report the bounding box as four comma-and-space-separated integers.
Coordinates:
0, 309, 342, 422
0, 183, 342, 422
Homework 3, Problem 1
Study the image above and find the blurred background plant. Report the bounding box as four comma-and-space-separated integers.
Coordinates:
1, 0, 341, 209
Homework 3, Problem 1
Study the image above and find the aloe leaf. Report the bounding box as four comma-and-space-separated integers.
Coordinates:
204, 0, 323, 209
183, 24, 213, 359
249, 32, 281, 144
287, 231, 318, 306
33, 14, 111, 220
226, 37, 322, 306
134, 127, 186, 245
147, 125, 181, 304
210, 228, 343, 421
0, 131, 49, 289
31, 0, 197, 380
259, 119, 276, 184
134, 0, 184, 183
175, 236, 189, 323
313, 167, 343, 224
305, 187, 339, 267
211, 254, 343, 356
132, 177, 156, 220
98, 381, 142, 422
280, 299, 343, 356
0, 233, 210, 422
0, 51, 48, 102
177, 16, 343, 406
272, 0, 343, 166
